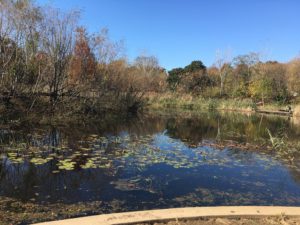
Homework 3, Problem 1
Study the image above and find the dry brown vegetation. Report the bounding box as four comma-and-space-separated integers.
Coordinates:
0, 0, 167, 117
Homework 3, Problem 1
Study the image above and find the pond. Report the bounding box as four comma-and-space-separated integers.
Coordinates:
1, 111, 300, 224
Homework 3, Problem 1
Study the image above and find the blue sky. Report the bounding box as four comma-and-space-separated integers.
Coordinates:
37, 0, 300, 70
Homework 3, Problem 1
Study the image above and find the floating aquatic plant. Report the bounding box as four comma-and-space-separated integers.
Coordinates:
57, 159, 76, 170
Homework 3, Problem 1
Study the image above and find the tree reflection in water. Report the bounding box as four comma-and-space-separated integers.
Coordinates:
0, 111, 300, 224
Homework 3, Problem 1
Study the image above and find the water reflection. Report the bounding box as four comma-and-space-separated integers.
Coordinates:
1, 111, 300, 223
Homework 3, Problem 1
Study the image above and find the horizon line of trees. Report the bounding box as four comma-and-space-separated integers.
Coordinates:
167, 53, 300, 105
1, 0, 300, 116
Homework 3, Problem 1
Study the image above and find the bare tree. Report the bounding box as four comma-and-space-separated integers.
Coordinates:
286, 57, 300, 96
40, 8, 79, 105
132, 54, 167, 92
0, 0, 21, 96
233, 52, 260, 79
0, 0, 43, 99
93, 28, 125, 65
215, 49, 232, 95
134, 54, 160, 76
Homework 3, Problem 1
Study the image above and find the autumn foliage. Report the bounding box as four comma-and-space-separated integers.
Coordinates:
1, 0, 300, 116
69, 27, 96, 85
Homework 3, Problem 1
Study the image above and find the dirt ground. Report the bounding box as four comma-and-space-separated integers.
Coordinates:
135, 216, 300, 225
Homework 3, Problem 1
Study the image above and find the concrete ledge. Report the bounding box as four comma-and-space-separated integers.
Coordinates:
33, 206, 300, 225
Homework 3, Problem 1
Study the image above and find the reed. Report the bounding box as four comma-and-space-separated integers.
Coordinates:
146, 92, 254, 112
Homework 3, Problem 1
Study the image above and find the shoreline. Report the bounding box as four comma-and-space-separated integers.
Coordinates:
145, 94, 299, 117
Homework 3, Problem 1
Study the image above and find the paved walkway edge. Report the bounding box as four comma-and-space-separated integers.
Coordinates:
33, 206, 300, 225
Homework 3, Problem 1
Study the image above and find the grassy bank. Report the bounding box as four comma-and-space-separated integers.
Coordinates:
146, 93, 269, 112
146, 93, 300, 115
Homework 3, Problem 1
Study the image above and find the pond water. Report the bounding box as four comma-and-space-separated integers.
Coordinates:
1, 111, 300, 224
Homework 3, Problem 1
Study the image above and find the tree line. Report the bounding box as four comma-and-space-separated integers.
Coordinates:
168, 53, 300, 106
1, 0, 300, 116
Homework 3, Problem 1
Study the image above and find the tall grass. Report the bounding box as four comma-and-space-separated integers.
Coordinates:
146, 92, 254, 112
266, 128, 300, 162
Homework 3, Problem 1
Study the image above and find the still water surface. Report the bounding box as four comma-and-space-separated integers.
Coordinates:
1, 111, 300, 223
